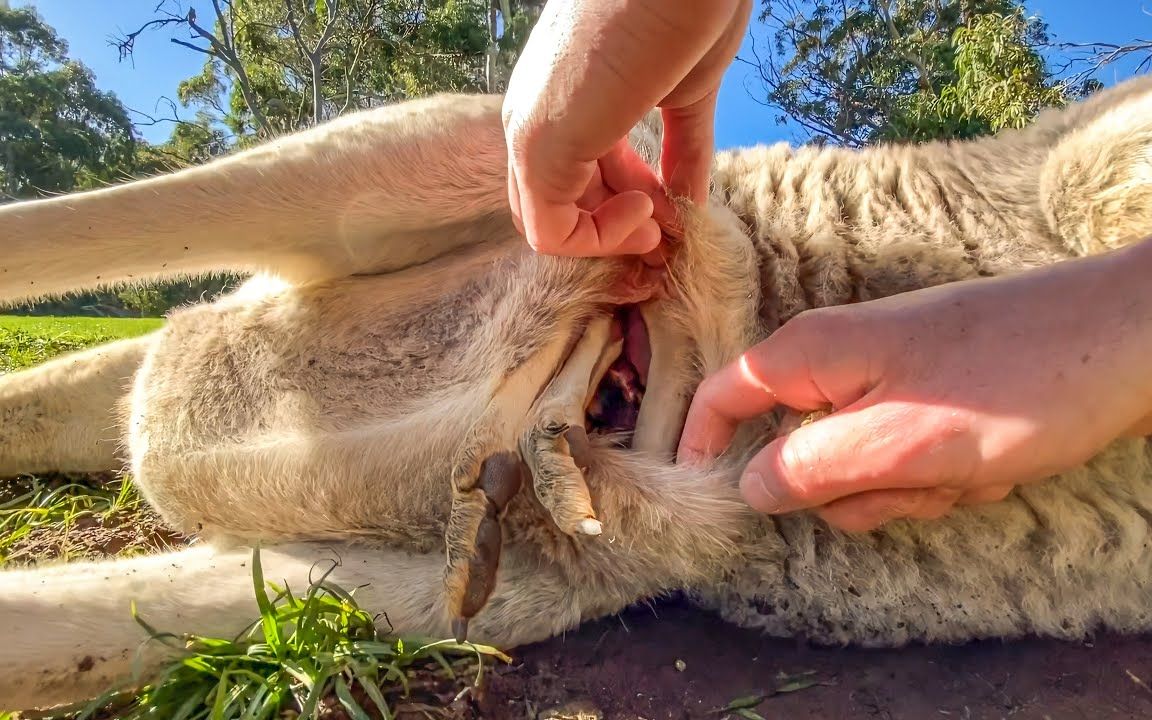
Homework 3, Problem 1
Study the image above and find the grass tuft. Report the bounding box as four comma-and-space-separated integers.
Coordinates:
71, 547, 510, 720
0, 475, 144, 564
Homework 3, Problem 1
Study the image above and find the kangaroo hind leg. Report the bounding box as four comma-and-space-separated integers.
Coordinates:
445, 311, 633, 640
0, 332, 156, 477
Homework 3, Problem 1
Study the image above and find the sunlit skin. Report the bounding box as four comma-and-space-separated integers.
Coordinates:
678, 237, 1152, 531
500, 0, 1152, 533
501, 0, 752, 264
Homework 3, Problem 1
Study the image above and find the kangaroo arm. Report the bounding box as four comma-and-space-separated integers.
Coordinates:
0, 93, 512, 307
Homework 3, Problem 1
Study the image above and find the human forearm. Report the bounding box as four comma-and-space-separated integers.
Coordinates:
678, 231, 1152, 531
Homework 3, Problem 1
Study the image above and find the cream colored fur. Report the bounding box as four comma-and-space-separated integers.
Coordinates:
4, 75, 1152, 712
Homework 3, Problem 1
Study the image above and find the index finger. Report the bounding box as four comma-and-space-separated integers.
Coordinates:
677, 343, 832, 464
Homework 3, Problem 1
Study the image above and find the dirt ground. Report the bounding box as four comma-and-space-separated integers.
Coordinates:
479, 599, 1152, 720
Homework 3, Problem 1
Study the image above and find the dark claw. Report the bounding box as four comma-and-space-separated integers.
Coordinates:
459, 509, 502, 619
565, 425, 593, 470
453, 616, 470, 643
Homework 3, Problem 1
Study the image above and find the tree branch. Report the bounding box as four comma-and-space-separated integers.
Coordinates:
339, 0, 379, 115
169, 37, 214, 56
877, 0, 932, 92
1056, 39, 1152, 89
113, 2, 272, 136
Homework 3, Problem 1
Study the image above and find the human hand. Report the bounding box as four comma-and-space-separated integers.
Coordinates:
501, 0, 752, 262
677, 239, 1152, 532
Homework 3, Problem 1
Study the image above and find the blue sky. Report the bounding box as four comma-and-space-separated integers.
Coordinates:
9, 0, 1150, 148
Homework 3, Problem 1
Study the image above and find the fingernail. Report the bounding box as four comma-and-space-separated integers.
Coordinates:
741, 471, 781, 513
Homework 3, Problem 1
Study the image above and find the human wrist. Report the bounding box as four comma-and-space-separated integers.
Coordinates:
1078, 235, 1152, 434
1095, 235, 1152, 434
1092, 233, 1152, 318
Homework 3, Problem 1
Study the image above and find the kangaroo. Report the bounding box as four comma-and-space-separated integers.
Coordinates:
4, 74, 1152, 713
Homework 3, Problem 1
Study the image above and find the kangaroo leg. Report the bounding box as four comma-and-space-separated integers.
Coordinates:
630, 300, 694, 458
0, 334, 156, 477
520, 313, 619, 537
0, 539, 608, 714
0, 453, 749, 714
0, 542, 450, 713
0, 94, 512, 307
444, 323, 577, 637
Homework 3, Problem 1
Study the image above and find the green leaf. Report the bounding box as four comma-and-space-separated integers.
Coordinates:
209, 669, 232, 720
723, 693, 767, 711
250, 545, 284, 654
355, 666, 393, 720
334, 676, 372, 720
775, 675, 822, 694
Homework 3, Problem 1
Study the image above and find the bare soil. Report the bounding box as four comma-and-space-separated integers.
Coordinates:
5, 508, 183, 566
50, 597, 1152, 720
479, 600, 1152, 720
1, 473, 184, 567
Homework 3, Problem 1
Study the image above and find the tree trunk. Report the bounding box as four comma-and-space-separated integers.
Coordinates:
485, 0, 499, 92
310, 53, 324, 125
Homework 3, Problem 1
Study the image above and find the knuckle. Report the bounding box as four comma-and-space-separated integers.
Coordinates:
695, 372, 721, 400
859, 449, 908, 486
789, 305, 858, 342
862, 409, 964, 485
844, 428, 909, 486
777, 308, 832, 345
501, 113, 540, 163
773, 307, 863, 382
692, 374, 729, 416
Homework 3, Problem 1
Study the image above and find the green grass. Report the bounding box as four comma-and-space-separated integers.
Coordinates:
1, 316, 505, 719
72, 548, 509, 720
0, 475, 143, 564
0, 315, 163, 372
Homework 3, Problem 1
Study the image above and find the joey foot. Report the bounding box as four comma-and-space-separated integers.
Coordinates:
520, 314, 621, 536
521, 420, 602, 535
443, 325, 573, 639
445, 450, 528, 642
443, 314, 618, 637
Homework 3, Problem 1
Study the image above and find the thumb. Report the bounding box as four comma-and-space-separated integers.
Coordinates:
677, 310, 874, 464
739, 400, 943, 514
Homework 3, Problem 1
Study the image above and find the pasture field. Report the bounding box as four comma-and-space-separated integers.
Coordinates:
0, 316, 164, 373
